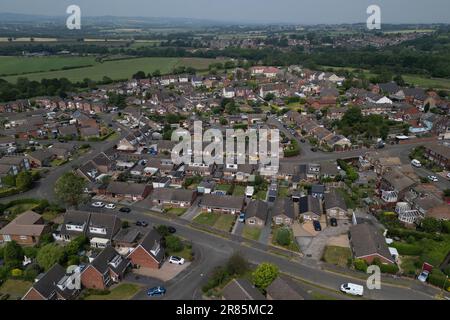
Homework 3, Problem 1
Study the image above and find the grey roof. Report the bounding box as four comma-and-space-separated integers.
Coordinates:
324, 190, 347, 211
349, 223, 394, 263
266, 276, 304, 300
426, 143, 450, 160
88, 213, 121, 241
106, 181, 149, 196
245, 200, 268, 221
150, 188, 195, 202
273, 198, 296, 219
138, 230, 165, 263
113, 227, 141, 244
28, 149, 54, 162
222, 278, 265, 300
90, 246, 130, 275
200, 194, 244, 210
299, 196, 322, 216
311, 184, 325, 194
31, 264, 77, 300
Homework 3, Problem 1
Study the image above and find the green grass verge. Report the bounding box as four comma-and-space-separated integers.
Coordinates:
242, 225, 262, 241
84, 283, 141, 300
322, 246, 352, 267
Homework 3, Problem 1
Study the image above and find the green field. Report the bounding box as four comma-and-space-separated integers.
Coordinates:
0, 56, 219, 83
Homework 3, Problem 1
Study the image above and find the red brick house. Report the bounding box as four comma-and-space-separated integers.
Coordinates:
127, 230, 165, 269
0, 211, 49, 245
81, 246, 131, 290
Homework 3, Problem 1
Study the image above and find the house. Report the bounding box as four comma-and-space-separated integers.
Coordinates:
197, 179, 216, 194
380, 168, 417, 202
113, 227, 141, 255
245, 200, 268, 227
0, 211, 49, 245
266, 276, 304, 300
324, 190, 348, 219
26, 149, 55, 167
200, 194, 245, 214
221, 278, 266, 300
106, 181, 151, 201
299, 196, 322, 220
150, 188, 196, 208
272, 198, 296, 225
22, 264, 80, 300
310, 184, 325, 199
349, 223, 395, 265
127, 230, 165, 269
424, 143, 450, 170
55, 211, 121, 248
81, 246, 131, 290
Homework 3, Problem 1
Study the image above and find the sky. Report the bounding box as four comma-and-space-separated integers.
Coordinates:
1, 0, 449, 24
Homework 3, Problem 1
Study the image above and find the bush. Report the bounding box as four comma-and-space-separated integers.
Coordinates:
252, 263, 279, 291
379, 263, 399, 274
165, 235, 184, 253
428, 271, 450, 291
354, 259, 368, 272
202, 266, 229, 293
276, 228, 291, 246
11, 268, 23, 277
225, 252, 249, 276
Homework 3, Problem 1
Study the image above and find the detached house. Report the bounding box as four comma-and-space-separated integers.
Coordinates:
272, 198, 296, 226
81, 246, 131, 290
299, 196, 322, 221
245, 200, 269, 227
106, 181, 151, 201
324, 190, 348, 219
127, 230, 165, 269
150, 188, 196, 208
0, 211, 49, 245
200, 194, 245, 214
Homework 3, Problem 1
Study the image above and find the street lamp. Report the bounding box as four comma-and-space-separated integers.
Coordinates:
442, 275, 449, 293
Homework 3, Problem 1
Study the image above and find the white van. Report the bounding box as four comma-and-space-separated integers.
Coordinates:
340, 283, 364, 296
411, 159, 422, 168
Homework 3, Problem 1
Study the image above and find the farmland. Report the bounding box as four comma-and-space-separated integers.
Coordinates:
0, 56, 220, 83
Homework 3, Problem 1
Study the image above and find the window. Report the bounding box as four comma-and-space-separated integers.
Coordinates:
3, 235, 11, 242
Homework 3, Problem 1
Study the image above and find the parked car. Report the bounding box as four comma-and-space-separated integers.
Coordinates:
136, 221, 149, 227
300, 138, 306, 143
119, 207, 131, 213
411, 159, 422, 168
330, 218, 338, 227
238, 213, 246, 223
418, 270, 430, 283
169, 256, 185, 265
91, 202, 105, 208
310, 147, 318, 152
340, 283, 364, 296
147, 286, 166, 296
105, 203, 116, 210
313, 220, 322, 231
427, 175, 438, 182
167, 226, 176, 234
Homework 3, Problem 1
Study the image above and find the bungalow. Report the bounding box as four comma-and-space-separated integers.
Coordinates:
22, 264, 80, 300
0, 156, 31, 173
324, 190, 348, 219
106, 181, 151, 201
113, 227, 141, 255
299, 196, 322, 220
0, 211, 49, 245
81, 246, 131, 290
221, 278, 266, 300
200, 194, 245, 214
380, 168, 417, 202
197, 179, 216, 194
150, 188, 196, 208
127, 230, 165, 269
272, 198, 296, 226
266, 276, 304, 300
245, 200, 269, 227
26, 149, 55, 167
349, 223, 395, 265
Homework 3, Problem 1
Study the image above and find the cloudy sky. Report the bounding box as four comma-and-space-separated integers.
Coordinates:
1, 0, 449, 24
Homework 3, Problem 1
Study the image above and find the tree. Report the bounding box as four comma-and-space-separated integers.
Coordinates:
226, 252, 249, 276
421, 217, 442, 233
15, 171, 33, 190
276, 228, 291, 246
252, 263, 279, 290
3, 241, 24, 268
37, 243, 65, 271
54, 172, 87, 208
132, 71, 146, 80
165, 235, 184, 253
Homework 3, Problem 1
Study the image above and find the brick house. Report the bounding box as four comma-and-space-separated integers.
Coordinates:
272, 198, 296, 226
81, 246, 131, 290
106, 181, 151, 201
0, 211, 49, 245
127, 230, 165, 269
150, 188, 196, 208
424, 143, 450, 170
199, 194, 245, 214
245, 200, 268, 227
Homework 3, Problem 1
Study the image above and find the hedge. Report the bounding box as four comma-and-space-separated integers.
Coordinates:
388, 228, 443, 241
428, 273, 450, 291
379, 263, 400, 274
354, 259, 368, 272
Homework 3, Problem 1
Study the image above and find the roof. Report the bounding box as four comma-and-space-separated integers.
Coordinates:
426, 143, 450, 160
61, 210, 121, 240
222, 278, 265, 300
382, 168, 416, 192
113, 228, 141, 244
90, 246, 130, 275
200, 194, 244, 210
137, 229, 165, 263
349, 223, 394, 264
273, 198, 296, 219
0, 210, 46, 237
245, 200, 268, 221
106, 181, 149, 196
29, 264, 77, 300
324, 189, 347, 211
27, 149, 54, 162
299, 196, 322, 216
266, 276, 304, 300
150, 188, 195, 202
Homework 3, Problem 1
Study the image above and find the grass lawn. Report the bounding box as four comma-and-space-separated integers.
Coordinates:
106, 132, 120, 141
6, 203, 38, 216
165, 207, 188, 216
232, 185, 246, 196
193, 212, 236, 232
51, 158, 68, 167
2, 57, 218, 83
400, 256, 421, 277
403, 74, 450, 90
242, 225, 262, 241
0, 279, 32, 300
193, 212, 220, 227
42, 210, 60, 222
216, 184, 233, 194
253, 190, 267, 201
278, 187, 290, 198
272, 227, 300, 252
168, 244, 194, 261
84, 283, 141, 300
322, 246, 352, 267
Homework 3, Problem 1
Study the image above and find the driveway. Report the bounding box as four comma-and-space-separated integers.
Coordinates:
133, 261, 191, 282
180, 197, 202, 221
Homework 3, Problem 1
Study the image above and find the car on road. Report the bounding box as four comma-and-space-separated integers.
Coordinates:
418, 270, 430, 283
313, 220, 322, 231
238, 213, 246, 223
427, 175, 438, 182
340, 283, 364, 296
330, 218, 338, 227
411, 159, 422, 168
105, 203, 116, 210
167, 226, 176, 234
119, 207, 131, 213
147, 286, 166, 296
310, 147, 318, 152
169, 256, 185, 265
91, 202, 105, 208
136, 221, 149, 227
